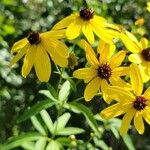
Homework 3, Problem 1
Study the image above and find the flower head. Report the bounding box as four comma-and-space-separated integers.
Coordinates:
135, 18, 144, 26
73, 39, 129, 102
52, 7, 121, 44
10, 30, 69, 82
101, 64, 150, 135
121, 31, 150, 82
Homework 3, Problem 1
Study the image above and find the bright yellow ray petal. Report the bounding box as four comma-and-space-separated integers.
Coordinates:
82, 23, 94, 44
11, 38, 28, 54
91, 15, 107, 27
42, 38, 68, 67
120, 108, 136, 135
109, 50, 126, 69
80, 39, 99, 67
134, 112, 144, 134
22, 46, 36, 78
120, 32, 140, 53
10, 44, 29, 66
52, 13, 77, 30
73, 68, 97, 80
41, 30, 66, 39
100, 103, 131, 119
84, 77, 101, 101
101, 80, 110, 102
130, 64, 143, 96
143, 109, 150, 125
128, 54, 142, 64
140, 38, 148, 49
143, 87, 150, 99
112, 67, 129, 76
97, 40, 106, 54
110, 77, 131, 90
34, 45, 51, 82
106, 86, 135, 103
66, 18, 82, 40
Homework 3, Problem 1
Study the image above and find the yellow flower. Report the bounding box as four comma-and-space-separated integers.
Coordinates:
52, 7, 120, 44
10, 30, 69, 82
121, 31, 150, 82
101, 64, 150, 135
135, 18, 144, 26
147, 2, 150, 12
73, 39, 129, 102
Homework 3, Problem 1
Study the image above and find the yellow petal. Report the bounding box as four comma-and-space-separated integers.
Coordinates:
82, 23, 94, 44
112, 67, 129, 76
100, 103, 131, 119
42, 38, 68, 67
130, 64, 143, 96
34, 45, 51, 82
106, 86, 135, 103
109, 50, 126, 69
144, 87, 150, 99
11, 38, 28, 54
134, 112, 144, 134
91, 15, 107, 27
120, 32, 140, 53
22, 46, 36, 78
10, 44, 29, 66
143, 109, 150, 125
73, 68, 97, 80
41, 30, 66, 39
128, 54, 142, 64
80, 39, 99, 67
101, 80, 110, 103
110, 77, 131, 90
97, 40, 106, 54
52, 13, 77, 30
66, 18, 82, 40
84, 77, 101, 101
140, 38, 148, 49
120, 108, 135, 135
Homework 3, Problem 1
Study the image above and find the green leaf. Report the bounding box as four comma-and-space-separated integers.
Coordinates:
1, 132, 44, 150
110, 126, 120, 139
53, 113, 71, 131
39, 90, 57, 101
35, 138, 47, 150
93, 138, 109, 150
122, 134, 135, 150
46, 140, 60, 150
17, 100, 54, 123
40, 110, 54, 134
58, 81, 71, 102
57, 137, 70, 146
21, 142, 35, 150
66, 78, 77, 92
47, 83, 58, 99
57, 127, 84, 135
31, 116, 47, 135
69, 102, 99, 134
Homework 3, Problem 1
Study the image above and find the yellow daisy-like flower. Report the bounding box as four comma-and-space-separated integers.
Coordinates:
121, 30, 150, 82
135, 18, 144, 26
73, 39, 129, 102
10, 30, 69, 82
147, 2, 150, 12
52, 7, 120, 44
101, 64, 150, 135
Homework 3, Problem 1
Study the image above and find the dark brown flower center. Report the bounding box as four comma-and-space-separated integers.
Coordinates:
27, 32, 41, 45
141, 47, 150, 61
80, 8, 94, 20
133, 96, 147, 111
98, 64, 112, 80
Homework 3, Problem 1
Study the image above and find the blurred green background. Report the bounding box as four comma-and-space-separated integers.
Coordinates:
0, 0, 150, 149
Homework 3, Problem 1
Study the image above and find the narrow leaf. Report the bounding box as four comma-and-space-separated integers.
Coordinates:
40, 110, 54, 134
57, 127, 84, 135
47, 83, 58, 99
46, 140, 60, 150
35, 138, 47, 150
39, 90, 57, 101
17, 100, 54, 123
69, 102, 99, 134
58, 81, 71, 101
1, 132, 43, 150
31, 116, 47, 135
21, 142, 35, 150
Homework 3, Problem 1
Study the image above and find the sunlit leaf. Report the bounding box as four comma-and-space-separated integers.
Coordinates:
35, 138, 47, 150
46, 140, 61, 150
21, 142, 35, 150
39, 90, 57, 101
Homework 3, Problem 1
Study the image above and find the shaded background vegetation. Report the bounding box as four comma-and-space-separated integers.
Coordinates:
0, 0, 150, 149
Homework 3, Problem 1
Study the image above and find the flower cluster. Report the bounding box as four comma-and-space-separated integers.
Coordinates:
10, 4, 150, 135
